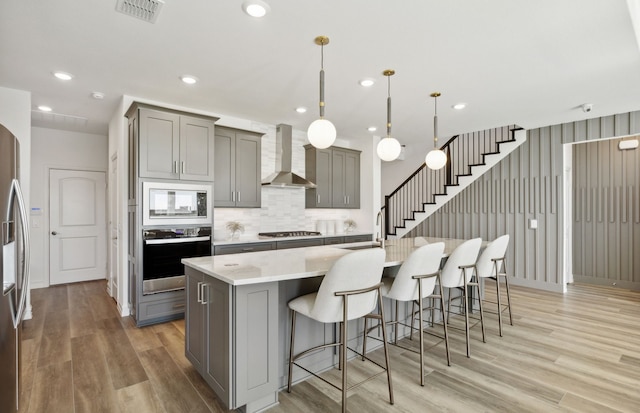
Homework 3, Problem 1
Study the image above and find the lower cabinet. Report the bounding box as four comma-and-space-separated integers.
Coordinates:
213, 234, 372, 255
276, 238, 324, 249
213, 241, 276, 256
185, 267, 279, 411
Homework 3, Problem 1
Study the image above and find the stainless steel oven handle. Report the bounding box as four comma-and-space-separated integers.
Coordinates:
144, 236, 210, 245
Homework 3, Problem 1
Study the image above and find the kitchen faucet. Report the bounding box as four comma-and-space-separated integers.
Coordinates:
376, 210, 385, 248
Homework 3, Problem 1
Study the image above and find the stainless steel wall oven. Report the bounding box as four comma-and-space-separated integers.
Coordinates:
142, 226, 211, 295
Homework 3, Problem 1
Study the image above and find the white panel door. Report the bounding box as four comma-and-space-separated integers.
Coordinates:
49, 169, 107, 285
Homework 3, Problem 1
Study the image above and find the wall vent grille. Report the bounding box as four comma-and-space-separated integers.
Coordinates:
116, 0, 164, 23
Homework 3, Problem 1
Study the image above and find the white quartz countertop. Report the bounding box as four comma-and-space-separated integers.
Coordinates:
183, 237, 478, 286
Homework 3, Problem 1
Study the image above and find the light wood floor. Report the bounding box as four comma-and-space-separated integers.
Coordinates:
18, 281, 640, 413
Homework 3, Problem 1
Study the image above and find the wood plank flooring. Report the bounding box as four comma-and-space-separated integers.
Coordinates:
18, 281, 640, 412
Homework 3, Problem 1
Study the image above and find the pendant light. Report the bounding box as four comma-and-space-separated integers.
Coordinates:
376, 70, 402, 161
307, 36, 337, 149
425, 92, 447, 170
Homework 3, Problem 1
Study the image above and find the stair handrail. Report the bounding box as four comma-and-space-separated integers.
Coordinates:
384, 125, 518, 237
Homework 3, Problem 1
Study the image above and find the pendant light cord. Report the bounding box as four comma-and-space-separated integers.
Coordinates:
387, 75, 392, 138
319, 43, 325, 118
433, 94, 439, 147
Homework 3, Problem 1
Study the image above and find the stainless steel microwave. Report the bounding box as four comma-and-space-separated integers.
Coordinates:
142, 182, 212, 226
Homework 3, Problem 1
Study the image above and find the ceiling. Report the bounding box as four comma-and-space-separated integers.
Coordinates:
2, 0, 640, 146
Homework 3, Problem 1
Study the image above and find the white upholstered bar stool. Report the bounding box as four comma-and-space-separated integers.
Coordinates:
474, 234, 512, 336
440, 237, 484, 358
287, 248, 393, 413
377, 242, 450, 386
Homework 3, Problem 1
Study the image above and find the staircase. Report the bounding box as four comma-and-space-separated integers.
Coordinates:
385, 125, 526, 238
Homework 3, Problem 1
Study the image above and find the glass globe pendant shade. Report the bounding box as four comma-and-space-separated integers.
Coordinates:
377, 137, 401, 161
425, 149, 447, 170
307, 118, 336, 149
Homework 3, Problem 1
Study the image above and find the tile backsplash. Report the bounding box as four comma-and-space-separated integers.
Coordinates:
212, 125, 354, 241
214, 190, 351, 240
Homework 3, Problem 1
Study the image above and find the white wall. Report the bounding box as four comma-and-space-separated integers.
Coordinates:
29, 127, 108, 289
0, 86, 31, 317
380, 139, 430, 201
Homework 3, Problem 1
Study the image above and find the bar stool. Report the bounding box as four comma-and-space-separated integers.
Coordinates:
287, 248, 393, 413
441, 238, 484, 358
377, 242, 450, 386
474, 234, 512, 336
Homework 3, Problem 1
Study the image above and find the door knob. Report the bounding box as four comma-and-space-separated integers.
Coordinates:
51, 231, 58, 235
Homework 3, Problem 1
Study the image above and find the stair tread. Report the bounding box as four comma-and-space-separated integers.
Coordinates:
389, 126, 527, 235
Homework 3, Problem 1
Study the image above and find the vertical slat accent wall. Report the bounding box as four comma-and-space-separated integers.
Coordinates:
408, 110, 640, 292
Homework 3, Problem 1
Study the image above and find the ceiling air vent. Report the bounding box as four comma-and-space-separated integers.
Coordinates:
116, 0, 165, 24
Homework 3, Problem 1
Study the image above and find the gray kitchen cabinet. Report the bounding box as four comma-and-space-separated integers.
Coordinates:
125, 102, 218, 327
127, 102, 216, 181
343, 234, 372, 243
213, 241, 276, 256
215, 126, 262, 207
324, 236, 345, 245
304, 146, 332, 208
185, 266, 278, 411
276, 238, 323, 249
186, 269, 230, 402
213, 235, 372, 256
305, 145, 360, 209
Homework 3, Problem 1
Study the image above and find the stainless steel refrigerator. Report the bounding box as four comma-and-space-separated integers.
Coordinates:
1, 123, 30, 413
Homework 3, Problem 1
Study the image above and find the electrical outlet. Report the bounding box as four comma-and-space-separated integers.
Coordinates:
529, 219, 538, 229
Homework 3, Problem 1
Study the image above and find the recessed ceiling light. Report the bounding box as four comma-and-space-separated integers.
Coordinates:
368, 126, 377, 132
180, 75, 198, 85
452, 103, 467, 110
92, 92, 105, 100
359, 79, 375, 87
53, 71, 73, 81
242, 1, 270, 17
295, 107, 307, 113
38, 105, 52, 112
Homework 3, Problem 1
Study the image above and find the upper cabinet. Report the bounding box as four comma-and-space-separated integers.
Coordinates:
214, 126, 262, 208
126, 103, 217, 182
305, 145, 360, 209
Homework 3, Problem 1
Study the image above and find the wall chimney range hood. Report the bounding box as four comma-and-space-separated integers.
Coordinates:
262, 124, 316, 188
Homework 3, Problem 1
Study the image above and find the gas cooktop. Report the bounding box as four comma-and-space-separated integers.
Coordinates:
258, 231, 321, 238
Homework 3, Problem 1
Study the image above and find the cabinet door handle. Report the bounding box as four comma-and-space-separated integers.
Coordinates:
181, 161, 185, 174
317, 194, 320, 204
347, 195, 350, 204
231, 192, 235, 202
242, 247, 254, 251
200, 283, 208, 305
237, 191, 240, 202
173, 161, 179, 174
196, 281, 202, 303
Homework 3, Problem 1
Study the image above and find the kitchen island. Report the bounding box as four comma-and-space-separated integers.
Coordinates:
182, 237, 475, 413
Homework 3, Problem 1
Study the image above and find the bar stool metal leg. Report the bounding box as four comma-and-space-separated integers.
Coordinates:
340, 315, 348, 413
494, 260, 504, 337
462, 271, 471, 358
437, 277, 451, 366
377, 287, 394, 404
287, 309, 297, 393
417, 278, 426, 386
503, 258, 513, 326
